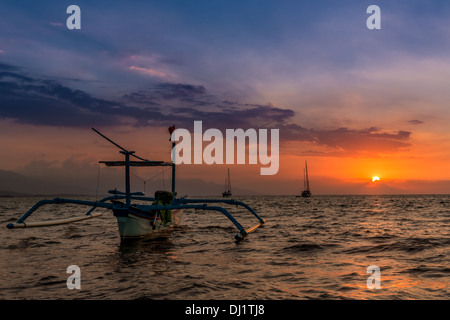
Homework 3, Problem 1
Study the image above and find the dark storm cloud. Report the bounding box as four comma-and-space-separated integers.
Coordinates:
0, 63, 281, 129
0, 63, 21, 72
121, 83, 212, 107
0, 62, 412, 155
0, 63, 168, 127
152, 83, 207, 100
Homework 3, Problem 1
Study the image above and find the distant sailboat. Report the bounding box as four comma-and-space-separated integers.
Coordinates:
300, 160, 311, 197
222, 168, 232, 197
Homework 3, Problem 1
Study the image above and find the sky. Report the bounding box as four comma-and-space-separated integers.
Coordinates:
1, 0, 450, 195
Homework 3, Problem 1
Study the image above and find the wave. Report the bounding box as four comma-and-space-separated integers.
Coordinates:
2, 194, 449, 300
401, 265, 450, 277
282, 242, 338, 253
34, 275, 64, 287
342, 237, 449, 254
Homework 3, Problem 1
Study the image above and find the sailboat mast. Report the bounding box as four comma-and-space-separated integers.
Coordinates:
120, 150, 134, 206
171, 141, 176, 195
305, 160, 310, 191
303, 168, 307, 190
228, 168, 231, 193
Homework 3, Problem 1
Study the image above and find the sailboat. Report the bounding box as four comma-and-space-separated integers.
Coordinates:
222, 168, 232, 197
300, 160, 311, 197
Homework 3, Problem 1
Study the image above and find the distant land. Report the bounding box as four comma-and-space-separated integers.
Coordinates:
0, 169, 256, 197
1, 169, 449, 197
0, 169, 91, 196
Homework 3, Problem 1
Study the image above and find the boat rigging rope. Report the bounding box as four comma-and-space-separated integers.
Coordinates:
130, 167, 171, 193
95, 164, 101, 201
162, 167, 165, 190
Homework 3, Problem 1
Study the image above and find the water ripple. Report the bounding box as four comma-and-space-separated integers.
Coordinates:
1, 194, 449, 299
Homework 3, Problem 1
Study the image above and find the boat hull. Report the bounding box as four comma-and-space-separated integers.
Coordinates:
113, 207, 181, 239
301, 190, 311, 197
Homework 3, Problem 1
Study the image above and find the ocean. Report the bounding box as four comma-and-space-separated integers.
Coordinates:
0, 194, 449, 300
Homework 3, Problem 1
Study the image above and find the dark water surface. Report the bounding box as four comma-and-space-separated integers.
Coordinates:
1, 195, 449, 299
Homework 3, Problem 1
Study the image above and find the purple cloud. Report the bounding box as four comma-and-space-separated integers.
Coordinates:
0, 62, 412, 156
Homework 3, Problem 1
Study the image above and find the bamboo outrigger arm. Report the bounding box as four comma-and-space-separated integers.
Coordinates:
175, 198, 265, 225
107, 196, 266, 240
6, 196, 265, 241
97, 195, 266, 240
6, 198, 113, 229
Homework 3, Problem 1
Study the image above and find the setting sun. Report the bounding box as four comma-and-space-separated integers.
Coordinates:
372, 176, 380, 183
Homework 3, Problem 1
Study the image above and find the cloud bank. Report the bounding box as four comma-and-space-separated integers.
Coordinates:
0, 63, 412, 156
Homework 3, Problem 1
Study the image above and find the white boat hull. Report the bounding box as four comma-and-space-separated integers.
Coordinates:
115, 209, 182, 239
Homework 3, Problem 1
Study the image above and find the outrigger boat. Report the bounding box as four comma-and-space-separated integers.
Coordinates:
6, 128, 266, 241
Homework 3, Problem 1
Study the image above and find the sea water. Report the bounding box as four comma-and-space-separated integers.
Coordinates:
0, 195, 448, 299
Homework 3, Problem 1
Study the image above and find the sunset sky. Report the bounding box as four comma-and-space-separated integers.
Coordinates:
1, 0, 450, 195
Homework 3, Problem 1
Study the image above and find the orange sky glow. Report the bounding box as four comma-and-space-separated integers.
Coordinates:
1, 120, 450, 195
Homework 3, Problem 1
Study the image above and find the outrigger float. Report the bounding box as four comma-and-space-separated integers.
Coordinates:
6, 128, 266, 241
